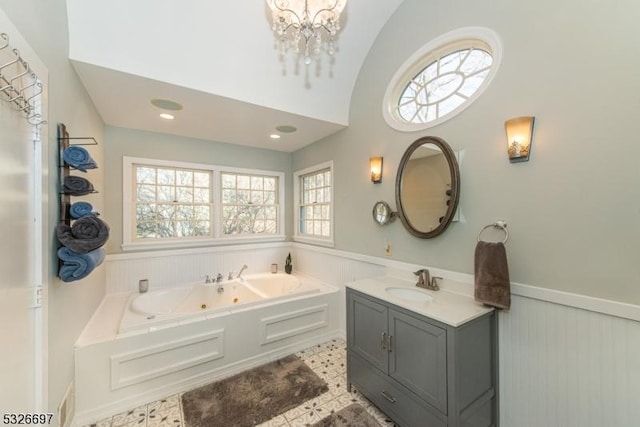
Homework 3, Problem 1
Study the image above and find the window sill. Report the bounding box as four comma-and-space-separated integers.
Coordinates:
121, 235, 286, 252
292, 235, 335, 248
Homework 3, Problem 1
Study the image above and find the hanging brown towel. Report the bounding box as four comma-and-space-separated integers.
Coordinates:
474, 241, 511, 310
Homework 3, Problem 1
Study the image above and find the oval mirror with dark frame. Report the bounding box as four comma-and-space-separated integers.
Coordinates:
395, 136, 460, 238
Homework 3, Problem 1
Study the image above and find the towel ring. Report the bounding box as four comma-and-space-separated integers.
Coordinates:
477, 221, 509, 244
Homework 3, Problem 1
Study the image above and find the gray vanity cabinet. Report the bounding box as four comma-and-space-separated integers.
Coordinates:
347, 288, 497, 427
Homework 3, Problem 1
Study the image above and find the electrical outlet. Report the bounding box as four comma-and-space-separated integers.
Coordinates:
384, 240, 392, 256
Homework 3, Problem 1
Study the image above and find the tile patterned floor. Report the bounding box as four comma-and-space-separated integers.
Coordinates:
85, 338, 396, 427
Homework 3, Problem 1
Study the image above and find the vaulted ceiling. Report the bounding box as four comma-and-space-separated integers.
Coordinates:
67, 0, 405, 151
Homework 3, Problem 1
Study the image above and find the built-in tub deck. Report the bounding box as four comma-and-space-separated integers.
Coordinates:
119, 273, 323, 334
74, 272, 342, 426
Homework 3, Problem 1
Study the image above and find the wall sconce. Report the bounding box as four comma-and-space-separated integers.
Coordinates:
505, 116, 535, 162
370, 156, 383, 183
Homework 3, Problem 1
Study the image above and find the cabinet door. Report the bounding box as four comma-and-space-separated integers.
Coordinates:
347, 292, 389, 373
388, 308, 448, 413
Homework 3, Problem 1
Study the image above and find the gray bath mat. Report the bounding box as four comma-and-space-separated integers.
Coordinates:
181, 355, 328, 427
312, 403, 382, 427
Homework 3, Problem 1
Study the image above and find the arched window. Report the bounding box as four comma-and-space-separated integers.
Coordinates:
383, 27, 502, 131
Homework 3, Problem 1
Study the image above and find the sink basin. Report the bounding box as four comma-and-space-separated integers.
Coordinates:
385, 287, 433, 303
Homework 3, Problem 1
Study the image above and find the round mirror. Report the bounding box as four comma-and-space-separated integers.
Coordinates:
372, 201, 396, 225
395, 136, 460, 238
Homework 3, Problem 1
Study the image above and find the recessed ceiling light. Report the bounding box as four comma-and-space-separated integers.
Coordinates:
269, 134, 281, 139
150, 99, 183, 111
276, 125, 297, 133
159, 113, 175, 120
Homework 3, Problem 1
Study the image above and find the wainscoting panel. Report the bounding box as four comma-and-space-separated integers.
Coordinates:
260, 304, 328, 345
110, 329, 224, 390
105, 244, 290, 293
499, 296, 640, 427
293, 244, 386, 285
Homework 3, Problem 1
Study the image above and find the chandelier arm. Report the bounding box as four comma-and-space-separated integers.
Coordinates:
309, 5, 341, 25
271, 4, 303, 26
316, 23, 334, 33
279, 21, 301, 35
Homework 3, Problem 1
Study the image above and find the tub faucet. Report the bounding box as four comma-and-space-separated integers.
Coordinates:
236, 264, 248, 279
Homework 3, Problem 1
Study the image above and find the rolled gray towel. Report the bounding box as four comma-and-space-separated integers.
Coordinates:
56, 216, 110, 253
63, 176, 94, 196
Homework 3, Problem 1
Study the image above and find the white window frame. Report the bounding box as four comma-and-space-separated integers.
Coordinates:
383, 27, 503, 132
122, 156, 285, 251
293, 161, 334, 247
216, 165, 285, 242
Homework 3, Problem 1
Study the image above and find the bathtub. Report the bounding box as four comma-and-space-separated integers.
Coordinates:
74, 271, 341, 424
119, 272, 323, 334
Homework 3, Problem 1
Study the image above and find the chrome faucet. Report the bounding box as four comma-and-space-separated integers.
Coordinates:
236, 264, 248, 279
414, 269, 441, 291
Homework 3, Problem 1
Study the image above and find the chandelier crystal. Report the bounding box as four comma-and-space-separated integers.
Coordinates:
266, 0, 347, 65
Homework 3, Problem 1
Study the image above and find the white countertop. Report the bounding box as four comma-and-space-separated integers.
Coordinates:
346, 276, 493, 327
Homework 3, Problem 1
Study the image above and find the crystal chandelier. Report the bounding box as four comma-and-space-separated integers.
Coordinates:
266, 0, 348, 65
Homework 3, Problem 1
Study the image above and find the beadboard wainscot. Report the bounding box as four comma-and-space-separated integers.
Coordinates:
105, 242, 293, 293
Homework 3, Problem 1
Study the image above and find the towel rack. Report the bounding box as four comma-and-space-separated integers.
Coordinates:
477, 220, 509, 244
57, 123, 103, 280
0, 32, 46, 126
57, 123, 100, 225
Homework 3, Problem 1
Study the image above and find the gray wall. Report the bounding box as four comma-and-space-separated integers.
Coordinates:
103, 126, 293, 253
293, 0, 640, 305
0, 0, 106, 415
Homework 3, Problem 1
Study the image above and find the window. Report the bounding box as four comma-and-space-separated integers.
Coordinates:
398, 47, 493, 124
134, 164, 213, 240
383, 27, 502, 131
123, 157, 284, 250
221, 172, 279, 236
294, 161, 334, 246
